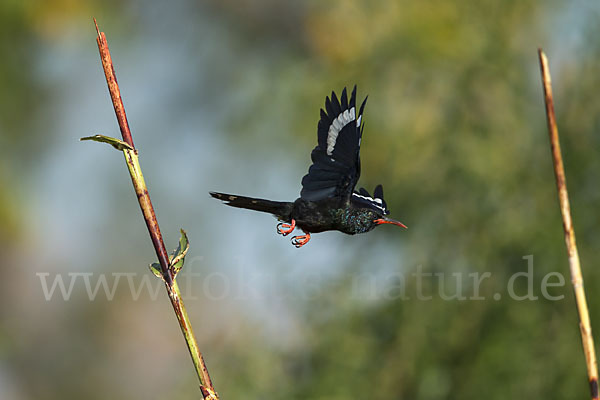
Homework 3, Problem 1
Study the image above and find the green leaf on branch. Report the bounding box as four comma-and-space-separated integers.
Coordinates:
169, 229, 189, 277
149, 262, 164, 280
80, 134, 134, 151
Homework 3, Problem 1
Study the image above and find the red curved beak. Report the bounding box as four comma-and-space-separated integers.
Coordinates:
374, 217, 407, 229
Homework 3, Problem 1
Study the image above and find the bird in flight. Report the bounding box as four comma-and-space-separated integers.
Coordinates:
211, 86, 406, 248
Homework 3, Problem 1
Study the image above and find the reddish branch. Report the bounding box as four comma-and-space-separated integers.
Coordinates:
94, 18, 172, 286
93, 18, 217, 398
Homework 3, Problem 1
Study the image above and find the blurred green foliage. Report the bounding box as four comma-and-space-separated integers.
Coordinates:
2, 0, 600, 399
214, 2, 600, 396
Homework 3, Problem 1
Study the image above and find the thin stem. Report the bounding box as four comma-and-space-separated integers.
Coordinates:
538, 48, 599, 400
93, 18, 217, 398
120, 147, 172, 286
169, 279, 214, 390
94, 18, 135, 148
93, 18, 171, 285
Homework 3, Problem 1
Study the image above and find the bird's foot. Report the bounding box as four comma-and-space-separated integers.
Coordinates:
291, 232, 311, 248
277, 219, 296, 236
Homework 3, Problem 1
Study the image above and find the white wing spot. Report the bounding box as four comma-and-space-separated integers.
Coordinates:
352, 192, 387, 213
341, 109, 350, 124
327, 106, 356, 155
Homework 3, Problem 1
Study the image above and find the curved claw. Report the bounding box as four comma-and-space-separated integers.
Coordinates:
291, 232, 311, 248
277, 219, 296, 236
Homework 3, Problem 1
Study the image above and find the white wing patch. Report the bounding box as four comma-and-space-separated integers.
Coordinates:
352, 192, 387, 213
326, 107, 356, 155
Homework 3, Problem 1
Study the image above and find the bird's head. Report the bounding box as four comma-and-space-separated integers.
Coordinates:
351, 185, 407, 233
349, 209, 407, 234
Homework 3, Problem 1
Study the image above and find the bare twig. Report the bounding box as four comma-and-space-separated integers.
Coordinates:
538, 48, 599, 400
91, 18, 218, 399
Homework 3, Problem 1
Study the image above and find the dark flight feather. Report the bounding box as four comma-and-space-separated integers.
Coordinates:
301, 85, 367, 202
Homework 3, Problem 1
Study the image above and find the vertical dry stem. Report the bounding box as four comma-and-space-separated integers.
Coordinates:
538, 48, 599, 400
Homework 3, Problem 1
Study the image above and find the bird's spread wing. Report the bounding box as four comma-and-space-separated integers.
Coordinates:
301, 86, 368, 201
351, 184, 390, 215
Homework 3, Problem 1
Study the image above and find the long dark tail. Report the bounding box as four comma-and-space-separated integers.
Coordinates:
210, 192, 293, 220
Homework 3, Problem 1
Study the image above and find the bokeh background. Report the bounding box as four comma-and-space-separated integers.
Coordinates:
2, 0, 600, 399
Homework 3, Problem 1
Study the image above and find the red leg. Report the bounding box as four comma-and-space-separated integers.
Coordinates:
291, 232, 311, 248
277, 219, 296, 236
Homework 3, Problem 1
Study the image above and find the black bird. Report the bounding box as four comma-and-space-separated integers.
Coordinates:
210, 86, 406, 248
